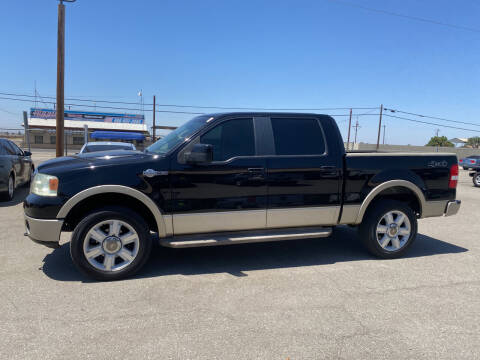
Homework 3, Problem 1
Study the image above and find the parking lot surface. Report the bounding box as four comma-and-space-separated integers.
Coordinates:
1, 152, 479, 359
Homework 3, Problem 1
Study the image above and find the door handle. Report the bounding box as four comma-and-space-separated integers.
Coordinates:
320, 166, 336, 170
247, 168, 265, 181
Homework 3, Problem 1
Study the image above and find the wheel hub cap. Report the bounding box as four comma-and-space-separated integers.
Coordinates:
103, 236, 122, 254
388, 224, 398, 237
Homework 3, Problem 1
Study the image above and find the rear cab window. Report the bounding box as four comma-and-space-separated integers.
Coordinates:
271, 117, 326, 155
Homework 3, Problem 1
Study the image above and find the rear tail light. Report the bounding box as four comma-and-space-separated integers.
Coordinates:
449, 164, 459, 189
459, 159, 463, 163
470, 159, 476, 164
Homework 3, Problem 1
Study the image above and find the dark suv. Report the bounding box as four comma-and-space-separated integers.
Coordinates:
24, 113, 460, 280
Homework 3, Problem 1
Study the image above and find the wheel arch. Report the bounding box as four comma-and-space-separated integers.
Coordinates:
57, 185, 168, 237
355, 180, 426, 224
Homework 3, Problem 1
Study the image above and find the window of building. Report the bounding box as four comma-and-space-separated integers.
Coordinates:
73, 137, 84, 145
50, 136, 56, 144
34, 136, 43, 144
200, 118, 255, 161
271, 118, 326, 156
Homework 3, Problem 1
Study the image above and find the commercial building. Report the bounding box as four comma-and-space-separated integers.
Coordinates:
26, 108, 148, 149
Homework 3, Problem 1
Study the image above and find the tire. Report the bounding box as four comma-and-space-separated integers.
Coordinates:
359, 200, 417, 259
473, 173, 480, 187
463, 167, 469, 170
70, 207, 152, 281
1, 174, 15, 201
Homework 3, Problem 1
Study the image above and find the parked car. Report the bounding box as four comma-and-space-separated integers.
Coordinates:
79, 141, 136, 154
24, 113, 461, 280
459, 155, 480, 170
0, 138, 34, 201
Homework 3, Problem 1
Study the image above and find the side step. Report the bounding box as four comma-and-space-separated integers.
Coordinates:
160, 226, 332, 248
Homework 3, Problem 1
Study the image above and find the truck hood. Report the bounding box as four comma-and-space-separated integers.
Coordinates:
37, 150, 162, 174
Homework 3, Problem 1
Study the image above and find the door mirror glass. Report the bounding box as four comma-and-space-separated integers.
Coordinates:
23, 151, 32, 156
185, 143, 213, 164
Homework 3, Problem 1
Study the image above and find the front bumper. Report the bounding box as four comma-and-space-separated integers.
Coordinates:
445, 200, 461, 217
24, 214, 63, 248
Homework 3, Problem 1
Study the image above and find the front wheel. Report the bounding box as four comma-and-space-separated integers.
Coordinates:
473, 173, 480, 187
359, 200, 417, 259
1, 174, 14, 201
70, 207, 152, 281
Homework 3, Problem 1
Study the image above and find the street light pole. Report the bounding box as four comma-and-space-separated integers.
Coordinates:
55, 0, 75, 157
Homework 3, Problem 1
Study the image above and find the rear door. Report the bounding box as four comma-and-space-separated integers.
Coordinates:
169, 117, 268, 235
266, 116, 342, 228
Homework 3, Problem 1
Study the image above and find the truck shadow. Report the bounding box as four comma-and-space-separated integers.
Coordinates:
41, 226, 468, 282
0, 186, 29, 207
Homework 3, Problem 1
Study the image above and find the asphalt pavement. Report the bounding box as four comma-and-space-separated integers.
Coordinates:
0, 152, 478, 359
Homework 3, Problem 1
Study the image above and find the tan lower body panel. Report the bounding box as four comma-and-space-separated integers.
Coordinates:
172, 209, 266, 235
267, 206, 340, 228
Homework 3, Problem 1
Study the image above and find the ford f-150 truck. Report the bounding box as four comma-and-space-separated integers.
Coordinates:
24, 113, 461, 280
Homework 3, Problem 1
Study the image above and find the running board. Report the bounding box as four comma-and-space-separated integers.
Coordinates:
160, 227, 332, 248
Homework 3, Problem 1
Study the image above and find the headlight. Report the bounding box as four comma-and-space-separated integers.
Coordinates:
31, 173, 59, 197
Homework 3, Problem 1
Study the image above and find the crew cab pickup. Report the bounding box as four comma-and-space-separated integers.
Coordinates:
24, 113, 461, 280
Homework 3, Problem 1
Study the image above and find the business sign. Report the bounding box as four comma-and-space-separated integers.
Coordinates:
30, 108, 145, 125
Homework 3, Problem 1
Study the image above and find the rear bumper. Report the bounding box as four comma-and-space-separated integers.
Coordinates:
444, 200, 461, 217
24, 214, 63, 248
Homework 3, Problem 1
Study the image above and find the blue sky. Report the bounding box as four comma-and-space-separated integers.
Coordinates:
1, 0, 479, 145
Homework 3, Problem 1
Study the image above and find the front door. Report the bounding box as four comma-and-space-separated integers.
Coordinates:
169, 117, 268, 235
266, 116, 343, 228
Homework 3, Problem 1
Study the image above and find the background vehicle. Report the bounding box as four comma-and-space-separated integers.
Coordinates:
459, 155, 480, 170
0, 138, 33, 201
24, 113, 461, 280
78, 141, 136, 154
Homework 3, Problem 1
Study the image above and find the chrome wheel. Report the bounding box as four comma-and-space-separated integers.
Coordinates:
8, 176, 14, 199
83, 219, 140, 272
376, 210, 411, 252
475, 175, 480, 185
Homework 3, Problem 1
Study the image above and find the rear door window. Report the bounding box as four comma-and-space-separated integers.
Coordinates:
200, 118, 255, 161
271, 118, 326, 155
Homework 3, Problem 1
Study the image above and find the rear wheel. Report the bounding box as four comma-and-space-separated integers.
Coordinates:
473, 173, 480, 187
1, 174, 15, 201
359, 200, 417, 259
70, 207, 152, 281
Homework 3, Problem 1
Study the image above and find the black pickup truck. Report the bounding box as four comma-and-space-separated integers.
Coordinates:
24, 113, 461, 280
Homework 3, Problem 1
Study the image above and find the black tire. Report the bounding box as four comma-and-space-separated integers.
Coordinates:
463, 167, 469, 170
359, 200, 417, 259
0, 174, 14, 201
70, 207, 152, 281
473, 173, 480, 187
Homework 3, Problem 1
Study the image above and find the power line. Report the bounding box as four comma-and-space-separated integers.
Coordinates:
384, 107, 480, 127
327, 0, 480, 33
0, 92, 377, 111
384, 114, 480, 133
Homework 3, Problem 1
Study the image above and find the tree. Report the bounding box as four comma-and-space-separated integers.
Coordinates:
426, 136, 454, 147
466, 136, 480, 148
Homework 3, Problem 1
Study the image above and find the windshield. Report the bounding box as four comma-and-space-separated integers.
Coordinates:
84, 145, 132, 153
146, 115, 211, 154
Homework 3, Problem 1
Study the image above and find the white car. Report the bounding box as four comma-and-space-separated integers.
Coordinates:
78, 142, 136, 154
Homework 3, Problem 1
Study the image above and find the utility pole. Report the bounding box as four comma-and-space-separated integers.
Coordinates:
353, 118, 361, 147
346, 108, 352, 151
55, 1, 65, 157
376, 104, 383, 150
55, 0, 75, 158
152, 95, 156, 142
382, 124, 386, 145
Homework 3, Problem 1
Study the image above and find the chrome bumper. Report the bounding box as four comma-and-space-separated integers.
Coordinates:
24, 214, 63, 248
445, 200, 461, 217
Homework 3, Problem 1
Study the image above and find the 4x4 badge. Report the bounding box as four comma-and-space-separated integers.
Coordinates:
143, 169, 168, 178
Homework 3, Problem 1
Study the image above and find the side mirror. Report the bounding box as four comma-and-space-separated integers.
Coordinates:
185, 144, 213, 164
23, 151, 32, 156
